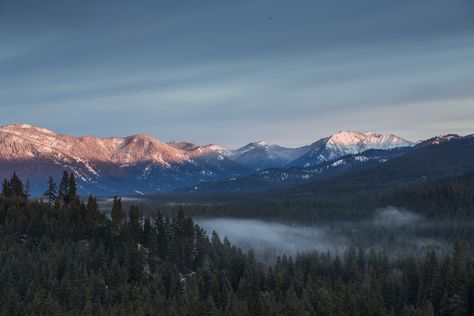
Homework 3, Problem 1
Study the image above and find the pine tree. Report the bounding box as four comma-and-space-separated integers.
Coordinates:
68, 172, 78, 205
111, 197, 124, 229
25, 178, 30, 198
1, 179, 11, 198
154, 211, 168, 260
86, 195, 103, 224
225, 292, 249, 316
452, 241, 467, 298
344, 245, 359, 282
128, 205, 141, 241
173, 207, 195, 270
369, 276, 386, 316
404, 256, 420, 306
9, 172, 25, 198
57, 171, 70, 206
285, 286, 308, 316
421, 300, 434, 316
44, 176, 57, 208
448, 294, 466, 316
439, 292, 449, 316
143, 217, 152, 246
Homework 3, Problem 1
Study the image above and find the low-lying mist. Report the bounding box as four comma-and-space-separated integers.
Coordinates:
195, 206, 463, 263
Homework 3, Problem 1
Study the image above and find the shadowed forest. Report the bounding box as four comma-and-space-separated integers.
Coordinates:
0, 172, 474, 315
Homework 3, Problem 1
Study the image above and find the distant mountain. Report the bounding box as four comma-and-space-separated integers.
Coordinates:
0, 124, 416, 196
176, 134, 474, 194
177, 147, 412, 194
415, 134, 461, 148
289, 131, 414, 167
219, 131, 413, 171
226, 141, 307, 170
295, 133, 474, 193
0, 124, 249, 195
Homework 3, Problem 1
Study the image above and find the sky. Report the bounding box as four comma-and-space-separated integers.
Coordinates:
1, 0, 473, 148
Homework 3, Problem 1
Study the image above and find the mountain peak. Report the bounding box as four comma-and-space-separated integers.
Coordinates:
237, 141, 268, 149
1, 123, 56, 135
328, 131, 371, 143
168, 141, 200, 151
417, 134, 461, 147
327, 131, 413, 147
202, 144, 228, 152
289, 131, 414, 167
236, 141, 272, 154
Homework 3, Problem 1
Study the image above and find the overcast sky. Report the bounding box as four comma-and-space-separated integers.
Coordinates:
1, 0, 473, 148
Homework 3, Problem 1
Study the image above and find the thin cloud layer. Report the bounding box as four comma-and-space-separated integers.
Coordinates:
0, 0, 473, 147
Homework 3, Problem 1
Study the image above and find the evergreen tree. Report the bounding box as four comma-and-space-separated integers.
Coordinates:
1, 179, 11, 198
369, 276, 386, 316
173, 207, 195, 270
9, 172, 25, 198
439, 292, 450, 316
128, 205, 141, 241
111, 197, 124, 228
86, 195, 103, 224
421, 300, 434, 316
57, 171, 70, 206
44, 176, 57, 208
25, 178, 30, 198
67, 172, 78, 205
143, 217, 152, 246
448, 294, 466, 316
154, 211, 168, 260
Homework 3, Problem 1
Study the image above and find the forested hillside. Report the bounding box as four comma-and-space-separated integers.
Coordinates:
0, 173, 474, 315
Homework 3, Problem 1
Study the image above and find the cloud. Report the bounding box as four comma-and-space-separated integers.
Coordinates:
195, 207, 452, 263
0, 0, 473, 147
371, 206, 422, 227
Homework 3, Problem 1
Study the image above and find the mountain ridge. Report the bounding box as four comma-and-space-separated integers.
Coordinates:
0, 123, 417, 195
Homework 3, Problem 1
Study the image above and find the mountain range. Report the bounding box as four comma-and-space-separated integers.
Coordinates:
0, 123, 450, 196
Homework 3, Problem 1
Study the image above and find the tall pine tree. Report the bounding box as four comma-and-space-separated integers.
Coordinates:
9, 172, 25, 198
57, 171, 70, 207
111, 197, 124, 229
67, 173, 78, 206
44, 176, 57, 208
1, 179, 11, 198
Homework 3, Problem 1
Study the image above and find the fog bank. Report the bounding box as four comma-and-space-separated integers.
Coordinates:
195, 207, 452, 262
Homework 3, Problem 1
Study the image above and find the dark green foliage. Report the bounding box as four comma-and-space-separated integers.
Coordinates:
86, 195, 105, 225
1, 178, 11, 198
68, 173, 78, 206
1, 174, 474, 315
44, 176, 57, 208
111, 196, 124, 228
24, 178, 30, 198
167, 171, 474, 224
9, 172, 25, 198
48, 171, 80, 208
57, 170, 70, 206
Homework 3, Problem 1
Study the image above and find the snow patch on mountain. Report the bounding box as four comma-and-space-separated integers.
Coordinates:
289, 131, 413, 167
416, 134, 461, 147
326, 131, 413, 154
0, 124, 416, 195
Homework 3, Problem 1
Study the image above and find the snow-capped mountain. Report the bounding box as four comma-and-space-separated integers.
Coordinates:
226, 141, 307, 170
0, 124, 415, 195
0, 124, 249, 195
178, 147, 413, 194
289, 131, 414, 167
179, 133, 474, 194
415, 134, 461, 148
